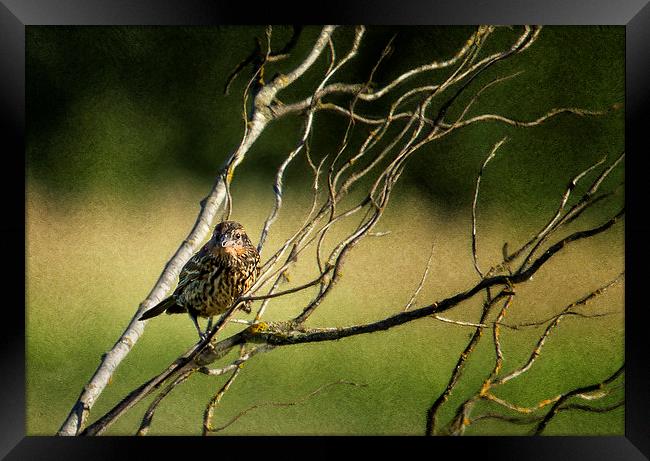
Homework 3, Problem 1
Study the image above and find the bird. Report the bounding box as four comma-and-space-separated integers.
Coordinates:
139, 220, 260, 341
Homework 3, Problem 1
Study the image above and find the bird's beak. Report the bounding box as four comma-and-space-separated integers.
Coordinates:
220, 235, 231, 248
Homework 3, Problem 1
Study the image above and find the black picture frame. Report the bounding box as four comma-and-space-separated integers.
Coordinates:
4, 0, 648, 459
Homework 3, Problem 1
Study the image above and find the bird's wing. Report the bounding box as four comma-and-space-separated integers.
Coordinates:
175, 244, 213, 293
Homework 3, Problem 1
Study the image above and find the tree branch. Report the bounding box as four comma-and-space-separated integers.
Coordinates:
532, 364, 624, 435
67, 25, 623, 437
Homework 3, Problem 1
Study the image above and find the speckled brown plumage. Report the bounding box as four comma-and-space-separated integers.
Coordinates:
139, 221, 260, 340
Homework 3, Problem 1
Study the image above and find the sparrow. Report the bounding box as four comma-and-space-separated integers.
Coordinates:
139, 221, 260, 341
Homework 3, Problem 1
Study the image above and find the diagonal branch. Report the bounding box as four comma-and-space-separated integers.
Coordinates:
532, 364, 624, 435
59, 26, 341, 436
205, 380, 367, 433
493, 272, 624, 386
67, 25, 623, 437
472, 137, 509, 278
80, 192, 623, 437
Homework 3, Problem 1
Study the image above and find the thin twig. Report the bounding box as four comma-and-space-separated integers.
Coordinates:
404, 242, 435, 311
532, 364, 624, 434
426, 291, 514, 435
202, 366, 243, 435
494, 273, 624, 386
72, 25, 623, 438
206, 380, 367, 433
472, 137, 509, 278
136, 370, 194, 436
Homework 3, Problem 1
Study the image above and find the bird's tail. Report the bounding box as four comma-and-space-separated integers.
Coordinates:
138, 296, 185, 321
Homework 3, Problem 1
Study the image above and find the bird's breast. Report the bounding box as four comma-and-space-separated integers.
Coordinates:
178, 247, 258, 318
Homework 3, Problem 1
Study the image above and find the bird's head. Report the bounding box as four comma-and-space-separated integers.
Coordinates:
212, 221, 253, 257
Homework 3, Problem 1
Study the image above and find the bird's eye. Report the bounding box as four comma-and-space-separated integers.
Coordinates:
235, 233, 241, 239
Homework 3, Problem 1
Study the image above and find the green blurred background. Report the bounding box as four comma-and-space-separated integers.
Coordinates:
26, 25, 624, 435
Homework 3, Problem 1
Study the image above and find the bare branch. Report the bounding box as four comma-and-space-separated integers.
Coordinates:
203, 366, 243, 435
496, 155, 609, 270
242, 269, 332, 302
532, 364, 624, 435
559, 401, 624, 413
404, 242, 435, 311
205, 380, 367, 433
277, 26, 338, 90
517, 153, 624, 273
494, 272, 624, 386
357, 26, 492, 101
483, 392, 561, 415
440, 106, 617, 133
58, 25, 344, 437
81, 201, 623, 436
426, 292, 514, 435
431, 316, 489, 328
470, 413, 544, 426
472, 137, 509, 278
136, 370, 194, 436
197, 345, 272, 377
67, 25, 622, 437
